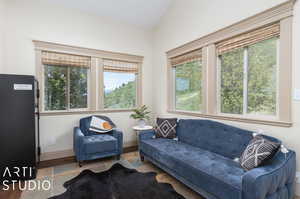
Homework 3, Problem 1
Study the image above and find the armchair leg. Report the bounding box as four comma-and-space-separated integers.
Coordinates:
78, 161, 83, 167
140, 155, 144, 162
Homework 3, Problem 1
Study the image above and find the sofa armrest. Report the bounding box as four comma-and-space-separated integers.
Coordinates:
73, 127, 85, 161
242, 151, 296, 199
139, 130, 155, 141
112, 129, 123, 154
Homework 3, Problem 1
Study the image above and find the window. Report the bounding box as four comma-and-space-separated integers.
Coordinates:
35, 41, 143, 114
103, 59, 139, 109
44, 66, 89, 111
219, 48, 244, 114
217, 24, 279, 117
167, 7, 294, 127
69, 67, 89, 109
170, 49, 202, 112
219, 39, 278, 116
44, 65, 67, 110
247, 38, 277, 115
175, 60, 202, 111
104, 72, 137, 109
42, 51, 90, 111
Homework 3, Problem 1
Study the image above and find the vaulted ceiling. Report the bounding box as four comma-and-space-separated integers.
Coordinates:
45, 0, 172, 29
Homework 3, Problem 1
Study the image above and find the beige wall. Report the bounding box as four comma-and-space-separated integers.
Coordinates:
2, 0, 300, 194
1, 0, 154, 158
153, 0, 300, 195
0, 0, 4, 72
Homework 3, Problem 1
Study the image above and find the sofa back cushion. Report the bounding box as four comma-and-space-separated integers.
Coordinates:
177, 119, 255, 159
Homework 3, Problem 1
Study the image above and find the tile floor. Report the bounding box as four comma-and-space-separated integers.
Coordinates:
19, 152, 203, 199
1, 152, 299, 199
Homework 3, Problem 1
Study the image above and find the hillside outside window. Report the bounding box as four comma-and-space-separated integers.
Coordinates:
103, 59, 139, 109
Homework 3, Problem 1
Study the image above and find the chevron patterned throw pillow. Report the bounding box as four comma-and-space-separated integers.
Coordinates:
239, 136, 280, 171
154, 118, 177, 139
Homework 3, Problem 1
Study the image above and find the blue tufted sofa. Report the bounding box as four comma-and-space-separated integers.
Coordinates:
73, 115, 123, 166
139, 119, 296, 199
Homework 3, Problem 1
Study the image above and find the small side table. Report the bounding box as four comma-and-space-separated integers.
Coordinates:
132, 125, 153, 145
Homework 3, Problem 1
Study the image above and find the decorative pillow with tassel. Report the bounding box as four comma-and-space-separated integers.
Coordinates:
239, 135, 280, 171
154, 118, 177, 139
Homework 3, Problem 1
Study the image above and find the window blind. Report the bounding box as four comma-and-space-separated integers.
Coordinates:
170, 49, 202, 67
216, 23, 280, 55
103, 59, 139, 73
42, 51, 91, 68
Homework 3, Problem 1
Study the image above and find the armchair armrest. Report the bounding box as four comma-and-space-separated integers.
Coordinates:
73, 127, 85, 161
242, 151, 296, 199
139, 130, 155, 141
112, 129, 123, 154
74, 127, 84, 137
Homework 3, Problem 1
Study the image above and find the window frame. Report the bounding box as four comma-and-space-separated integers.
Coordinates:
166, 0, 294, 127
34, 41, 144, 115
216, 38, 280, 121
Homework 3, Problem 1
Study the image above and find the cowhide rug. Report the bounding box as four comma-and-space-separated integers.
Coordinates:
50, 163, 185, 199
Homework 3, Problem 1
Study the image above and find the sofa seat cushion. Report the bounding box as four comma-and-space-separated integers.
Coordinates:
83, 134, 117, 154
140, 138, 246, 199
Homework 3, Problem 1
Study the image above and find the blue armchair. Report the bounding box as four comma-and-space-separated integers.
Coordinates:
73, 115, 123, 166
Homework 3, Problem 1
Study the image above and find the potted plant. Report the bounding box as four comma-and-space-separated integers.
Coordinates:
130, 105, 151, 128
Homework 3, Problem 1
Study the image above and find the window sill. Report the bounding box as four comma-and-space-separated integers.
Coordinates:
167, 110, 292, 127
40, 109, 135, 116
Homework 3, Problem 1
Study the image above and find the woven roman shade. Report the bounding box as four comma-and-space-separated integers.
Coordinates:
103, 59, 139, 73
42, 51, 91, 68
216, 23, 280, 55
170, 49, 202, 67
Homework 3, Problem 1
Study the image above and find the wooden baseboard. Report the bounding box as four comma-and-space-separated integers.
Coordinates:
124, 145, 138, 153
38, 145, 138, 168
38, 156, 76, 168
40, 149, 74, 161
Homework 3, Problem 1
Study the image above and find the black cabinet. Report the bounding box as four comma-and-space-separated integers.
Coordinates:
0, 74, 37, 182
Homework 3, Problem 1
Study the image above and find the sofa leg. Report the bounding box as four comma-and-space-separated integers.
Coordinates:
78, 161, 83, 167
116, 155, 121, 160
140, 155, 144, 162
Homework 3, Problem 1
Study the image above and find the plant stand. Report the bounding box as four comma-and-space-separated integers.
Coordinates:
132, 125, 153, 146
